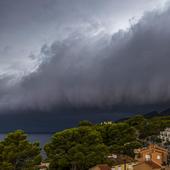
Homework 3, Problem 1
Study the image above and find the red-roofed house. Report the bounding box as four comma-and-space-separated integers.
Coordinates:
134, 144, 168, 170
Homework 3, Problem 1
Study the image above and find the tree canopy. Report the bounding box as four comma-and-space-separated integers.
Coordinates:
0, 130, 42, 170
45, 126, 109, 170
44, 115, 170, 169
1, 113, 170, 170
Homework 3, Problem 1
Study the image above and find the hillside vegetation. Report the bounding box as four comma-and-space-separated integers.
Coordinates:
45, 114, 170, 169
1, 113, 170, 170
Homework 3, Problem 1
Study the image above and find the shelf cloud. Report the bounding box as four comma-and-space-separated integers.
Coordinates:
0, 0, 170, 114
0, 4, 170, 113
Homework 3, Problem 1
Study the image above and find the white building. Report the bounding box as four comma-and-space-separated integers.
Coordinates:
160, 128, 170, 144
38, 162, 49, 170
100, 121, 113, 125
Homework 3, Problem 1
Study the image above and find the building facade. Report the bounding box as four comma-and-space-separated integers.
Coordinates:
111, 163, 134, 170
160, 128, 170, 144
134, 144, 168, 170
38, 162, 49, 170
90, 163, 134, 170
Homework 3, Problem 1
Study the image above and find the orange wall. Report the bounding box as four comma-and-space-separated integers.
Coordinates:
134, 163, 156, 170
152, 152, 162, 165
139, 147, 167, 166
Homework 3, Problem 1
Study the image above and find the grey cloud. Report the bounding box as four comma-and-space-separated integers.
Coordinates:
0, 0, 164, 80
0, 6, 170, 113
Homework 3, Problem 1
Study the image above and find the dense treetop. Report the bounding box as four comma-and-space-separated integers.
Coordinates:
0, 130, 42, 170
45, 114, 170, 169
1, 114, 170, 170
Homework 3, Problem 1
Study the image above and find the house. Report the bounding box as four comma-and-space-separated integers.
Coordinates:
160, 128, 170, 144
38, 162, 49, 170
89, 164, 111, 170
90, 154, 136, 170
109, 154, 136, 170
89, 163, 134, 170
111, 162, 135, 170
133, 161, 161, 170
100, 121, 113, 125
134, 144, 168, 170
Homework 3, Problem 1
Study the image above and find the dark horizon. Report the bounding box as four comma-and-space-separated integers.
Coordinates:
0, 106, 169, 133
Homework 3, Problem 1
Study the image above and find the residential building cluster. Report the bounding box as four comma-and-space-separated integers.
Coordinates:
90, 144, 170, 170
39, 128, 170, 170
160, 128, 170, 144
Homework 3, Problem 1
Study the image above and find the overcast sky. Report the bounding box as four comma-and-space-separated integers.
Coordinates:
0, 0, 170, 115
0, 0, 166, 76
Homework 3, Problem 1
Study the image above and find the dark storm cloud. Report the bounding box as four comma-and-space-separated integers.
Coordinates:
1, 6, 170, 113
1, 0, 159, 76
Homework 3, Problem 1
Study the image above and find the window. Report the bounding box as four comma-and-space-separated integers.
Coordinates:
145, 154, 151, 161
157, 155, 161, 160
118, 166, 121, 170
128, 164, 133, 168
127, 164, 133, 170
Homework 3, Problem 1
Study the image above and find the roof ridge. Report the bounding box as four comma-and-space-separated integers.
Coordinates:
145, 160, 161, 169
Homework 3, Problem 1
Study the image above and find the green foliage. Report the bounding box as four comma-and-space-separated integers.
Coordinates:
78, 120, 93, 127
96, 122, 138, 147
127, 115, 170, 139
45, 115, 170, 169
45, 120, 143, 169
45, 126, 109, 170
123, 141, 142, 157
0, 130, 42, 170
127, 115, 146, 128
2, 114, 169, 170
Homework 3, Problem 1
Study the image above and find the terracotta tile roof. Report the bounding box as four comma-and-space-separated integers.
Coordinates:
140, 144, 168, 153
145, 161, 161, 169
97, 164, 111, 170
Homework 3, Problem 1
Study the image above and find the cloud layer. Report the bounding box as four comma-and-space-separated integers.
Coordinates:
1, 5, 170, 113
0, 0, 163, 76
